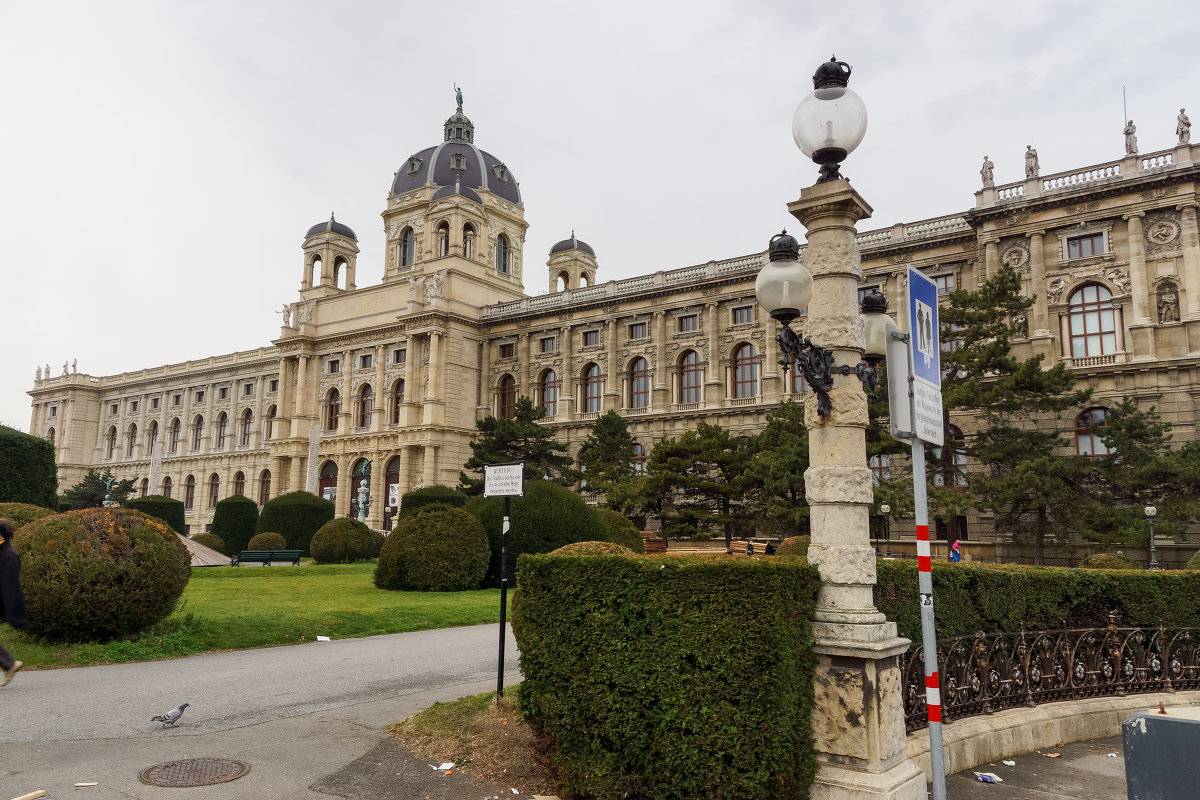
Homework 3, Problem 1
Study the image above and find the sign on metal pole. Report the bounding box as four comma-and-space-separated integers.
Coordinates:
906, 267, 944, 446
484, 462, 524, 698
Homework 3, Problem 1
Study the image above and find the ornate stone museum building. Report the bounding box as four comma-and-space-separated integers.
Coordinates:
28, 101, 1200, 536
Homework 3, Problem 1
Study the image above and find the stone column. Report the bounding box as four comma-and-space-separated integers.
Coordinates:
424, 331, 444, 425
983, 237, 1000, 281
335, 456, 352, 518
763, 305, 780, 402
294, 355, 309, 424
478, 338, 493, 419
652, 311, 668, 408
372, 345, 386, 432
1179, 203, 1200, 319
1027, 230, 1055, 362
604, 319, 620, 411
339, 350, 352, 429
1125, 212, 1155, 361
369, 461, 385, 528
705, 302, 723, 405
402, 337, 417, 425
786, 180, 924, 800
560, 324, 575, 420
421, 444, 438, 486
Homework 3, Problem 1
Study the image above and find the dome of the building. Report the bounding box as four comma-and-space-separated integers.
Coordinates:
305, 213, 357, 241
550, 232, 595, 256
389, 98, 522, 206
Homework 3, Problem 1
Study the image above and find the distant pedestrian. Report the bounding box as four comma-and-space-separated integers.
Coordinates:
746, 541, 755, 556
1, 519, 29, 687
949, 539, 961, 563
765, 542, 776, 556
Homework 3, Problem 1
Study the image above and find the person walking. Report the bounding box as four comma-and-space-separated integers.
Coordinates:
1, 519, 28, 686
949, 539, 961, 563
745, 540, 754, 556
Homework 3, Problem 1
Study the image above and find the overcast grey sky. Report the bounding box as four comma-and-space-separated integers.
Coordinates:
2, 0, 1195, 429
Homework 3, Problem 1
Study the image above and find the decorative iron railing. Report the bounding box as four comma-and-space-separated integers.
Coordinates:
900, 618, 1200, 732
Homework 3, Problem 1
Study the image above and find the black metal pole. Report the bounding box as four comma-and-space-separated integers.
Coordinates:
885, 513, 892, 557
497, 495, 511, 697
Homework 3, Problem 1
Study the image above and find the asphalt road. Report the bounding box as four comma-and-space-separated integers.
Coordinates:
0, 623, 523, 799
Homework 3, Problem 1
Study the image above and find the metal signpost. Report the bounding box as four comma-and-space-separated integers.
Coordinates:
483, 462, 524, 697
885, 267, 947, 800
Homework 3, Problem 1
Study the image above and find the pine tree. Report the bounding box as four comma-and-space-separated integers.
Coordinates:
743, 401, 810, 535
64, 467, 135, 509
576, 410, 637, 499
458, 396, 577, 495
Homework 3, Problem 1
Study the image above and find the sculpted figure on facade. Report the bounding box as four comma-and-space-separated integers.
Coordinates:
279, 303, 294, 327
71, 359, 77, 374
407, 274, 425, 303
1047, 277, 1067, 304
1024, 145, 1039, 178
1011, 311, 1028, 339
296, 301, 315, 325
1158, 283, 1180, 323
424, 269, 446, 304
44, 363, 49, 379
1124, 120, 1138, 155
62, 361, 69, 376
1103, 266, 1131, 294
1178, 109, 1192, 144
35, 366, 41, 381
980, 155, 994, 188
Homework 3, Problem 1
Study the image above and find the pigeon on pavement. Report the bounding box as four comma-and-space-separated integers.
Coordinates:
151, 703, 190, 727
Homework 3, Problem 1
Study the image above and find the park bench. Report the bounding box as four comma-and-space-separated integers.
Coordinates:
230, 549, 302, 566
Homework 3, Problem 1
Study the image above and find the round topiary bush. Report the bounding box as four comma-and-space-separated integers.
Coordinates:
211, 494, 260, 554
550, 541, 634, 556
248, 531, 288, 551
399, 485, 467, 517
310, 518, 375, 564
0, 502, 57, 529
464, 480, 607, 586
1186, 550, 1200, 570
125, 495, 186, 533
191, 532, 225, 554
363, 528, 385, 558
255, 491, 335, 555
595, 509, 646, 554
375, 508, 489, 591
14, 507, 191, 642
775, 535, 811, 558
1078, 552, 1143, 569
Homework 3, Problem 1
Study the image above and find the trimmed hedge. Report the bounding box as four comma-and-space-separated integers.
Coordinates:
551, 541, 634, 556
211, 495, 260, 554
248, 532, 287, 551
513, 554, 820, 800
775, 535, 811, 558
1078, 552, 1142, 570
465, 480, 607, 586
255, 491, 334, 555
399, 485, 467, 517
310, 518, 376, 564
191, 533, 225, 554
595, 509, 646, 554
13, 508, 190, 642
0, 502, 57, 529
0, 424, 57, 507
1187, 550, 1200, 570
875, 559, 1200, 642
125, 495, 186, 533
375, 508, 489, 591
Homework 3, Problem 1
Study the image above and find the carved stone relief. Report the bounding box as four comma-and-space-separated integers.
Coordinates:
1156, 281, 1181, 324
999, 238, 1030, 272
1144, 210, 1182, 257
1047, 277, 1068, 304
1102, 266, 1131, 294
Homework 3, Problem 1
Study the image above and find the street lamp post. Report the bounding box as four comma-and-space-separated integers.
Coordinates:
755, 56, 926, 800
1145, 504, 1160, 571
881, 503, 892, 558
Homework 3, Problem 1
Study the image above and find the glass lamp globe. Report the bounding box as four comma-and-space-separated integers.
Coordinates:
755, 231, 812, 324
880, 503, 890, 515
793, 57, 868, 182
1145, 505, 1157, 518
860, 288, 897, 362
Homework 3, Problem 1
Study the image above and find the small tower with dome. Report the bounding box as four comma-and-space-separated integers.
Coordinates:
300, 213, 360, 299
547, 232, 598, 292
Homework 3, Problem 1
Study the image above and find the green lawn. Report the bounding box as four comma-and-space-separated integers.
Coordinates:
4, 562, 504, 670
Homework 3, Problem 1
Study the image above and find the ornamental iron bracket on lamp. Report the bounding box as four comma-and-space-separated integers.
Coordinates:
756, 231, 879, 416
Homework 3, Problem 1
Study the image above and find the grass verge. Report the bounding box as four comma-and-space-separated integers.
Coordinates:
5, 562, 502, 669
391, 686, 558, 796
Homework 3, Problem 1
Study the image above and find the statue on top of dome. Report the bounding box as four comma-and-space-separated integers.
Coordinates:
454, 84, 463, 112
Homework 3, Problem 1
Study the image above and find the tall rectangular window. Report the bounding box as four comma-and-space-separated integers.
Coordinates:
269, 379, 279, 392
582, 330, 599, 347
393, 348, 406, 365
359, 354, 373, 369
218, 387, 228, 400
628, 322, 647, 339
498, 343, 515, 359
540, 336, 556, 353
933, 274, 955, 295
244, 383, 254, 396
327, 359, 341, 374
1067, 233, 1104, 259
678, 314, 698, 332
731, 306, 753, 325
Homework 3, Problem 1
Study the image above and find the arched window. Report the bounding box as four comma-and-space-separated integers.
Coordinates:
163, 475, 173, 499
208, 473, 220, 508
629, 357, 650, 409
310, 255, 322, 285
399, 227, 415, 268
265, 405, 276, 440
1068, 284, 1117, 358
437, 221, 450, 257
215, 412, 228, 449
47, 427, 55, 447
580, 272, 591, 287
258, 469, 271, 506
498, 374, 516, 419
126, 423, 138, 457
1075, 407, 1111, 457
319, 460, 338, 502
390, 378, 405, 423
632, 443, 648, 475
868, 454, 891, 486
233, 470, 245, 496
496, 233, 510, 274
192, 415, 204, 451
106, 426, 117, 459
184, 474, 196, 510
679, 350, 701, 404
557, 271, 569, 292
463, 224, 475, 259
733, 344, 758, 399
358, 384, 374, 428
146, 421, 158, 455
140, 477, 149, 497
169, 418, 181, 453
333, 255, 347, 289
538, 369, 558, 417
240, 409, 253, 447
583, 364, 602, 413
326, 389, 341, 431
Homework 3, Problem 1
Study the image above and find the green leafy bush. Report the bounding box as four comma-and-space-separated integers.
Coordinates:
513, 553, 820, 800
0, 502, 57, 529
0, 424, 57, 507
551, 541, 633, 556
211, 495, 260, 554
594, 509, 645, 554
310, 518, 375, 564
1078, 552, 1142, 570
399, 485, 467, 517
247, 532, 287, 551
775, 535, 811, 558
125, 495, 186, 533
14, 508, 190, 642
465, 480, 606, 586
375, 508, 489, 591
363, 528, 385, 558
255, 491, 334, 555
1186, 550, 1200, 570
191, 533, 225, 554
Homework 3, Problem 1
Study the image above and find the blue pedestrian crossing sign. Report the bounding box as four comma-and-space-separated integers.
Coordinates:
906, 268, 944, 445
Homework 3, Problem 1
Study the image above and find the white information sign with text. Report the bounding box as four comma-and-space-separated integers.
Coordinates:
484, 463, 525, 497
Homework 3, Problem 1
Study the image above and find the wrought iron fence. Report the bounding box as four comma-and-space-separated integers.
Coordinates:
900, 617, 1200, 732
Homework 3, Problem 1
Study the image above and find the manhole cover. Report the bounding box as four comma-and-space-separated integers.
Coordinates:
139, 758, 251, 787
